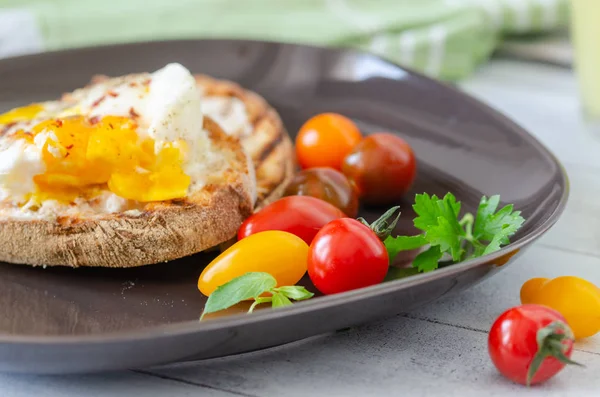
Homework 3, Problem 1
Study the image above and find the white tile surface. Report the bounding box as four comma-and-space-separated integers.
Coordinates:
0, 371, 229, 397
2, 59, 600, 396
149, 316, 600, 397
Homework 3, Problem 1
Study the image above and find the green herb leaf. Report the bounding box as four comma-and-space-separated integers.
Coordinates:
413, 193, 441, 231
473, 195, 500, 239
384, 235, 428, 262
414, 193, 461, 230
472, 196, 525, 256
202, 272, 276, 318
272, 292, 293, 308
273, 286, 314, 301
412, 245, 443, 272
412, 193, 464, 261
427, 216, 464, 261
474, 196, 524, 241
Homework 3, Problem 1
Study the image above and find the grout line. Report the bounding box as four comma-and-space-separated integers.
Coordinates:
404, 314, 600, 356
575, 349, 600, 357
401, 313, 488, 334
132, 369, 258, 397
536, 242, 600, 260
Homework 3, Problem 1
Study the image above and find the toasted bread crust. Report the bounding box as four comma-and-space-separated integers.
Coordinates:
194, 74, 295, 209
0, 118, 255, 268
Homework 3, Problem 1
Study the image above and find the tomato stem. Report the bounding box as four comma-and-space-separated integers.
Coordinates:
526, 321, 583, 386
358, 206, 401, 241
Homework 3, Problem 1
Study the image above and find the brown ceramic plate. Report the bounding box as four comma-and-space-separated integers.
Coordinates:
0, 40, 568, 374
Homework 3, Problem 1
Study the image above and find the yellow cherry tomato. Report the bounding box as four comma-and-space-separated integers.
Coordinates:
520, 276, 600, 339
520, 277, 549, 304
198, 231, 309, 297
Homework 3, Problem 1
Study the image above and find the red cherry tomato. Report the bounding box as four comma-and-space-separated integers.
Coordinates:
488, 304, 578, 386
342, 132, 416, 205
284, 167, 359, 217
308, 218, 389, 295
296, 113, 362, 170
238, 196, 346, 245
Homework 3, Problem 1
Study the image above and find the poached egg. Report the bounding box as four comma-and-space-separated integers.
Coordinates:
0, 63, 224, 216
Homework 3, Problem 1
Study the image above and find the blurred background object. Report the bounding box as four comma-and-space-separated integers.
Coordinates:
0, 0, 569, 81
569, 0, 600, 119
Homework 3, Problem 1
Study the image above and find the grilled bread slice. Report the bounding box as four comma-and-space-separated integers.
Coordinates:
0, 117, 255, 268
194, 74, 295, 209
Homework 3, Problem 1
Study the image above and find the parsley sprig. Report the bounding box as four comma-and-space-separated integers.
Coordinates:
385, 193, 525, 273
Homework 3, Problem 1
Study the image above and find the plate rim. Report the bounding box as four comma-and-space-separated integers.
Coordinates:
0, 38, 570, 345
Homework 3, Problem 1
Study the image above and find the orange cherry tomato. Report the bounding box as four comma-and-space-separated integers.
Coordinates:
295, 113, 362, 170
198, 231, 309, 297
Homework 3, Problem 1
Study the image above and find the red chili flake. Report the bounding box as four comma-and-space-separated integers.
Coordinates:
54, 119, 63, 127
65, 144, 74, 150
142, 78, 151, 86
88, 116, 100, 125
129, 107, 140, 119
0, 121, 17, 137
107, 90, 119, 98
108, 123, 114, 129
65, 152, 70, 158
91, 95, 106, 108
129, 82, 138, 87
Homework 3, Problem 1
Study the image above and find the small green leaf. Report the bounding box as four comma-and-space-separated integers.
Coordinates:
473, 195, 500, 239
438, 192, 461, 220
482, 233, 504, 256
474, 197, 524, 244
202, 272, 276, 318
427, 216, 464, 261
273, 286, 314, 301
413, 245, 443, 272
384, 235, 428, 262
412, 193, 464, 261
413, 193, 441, 232
272, 292, 293, 308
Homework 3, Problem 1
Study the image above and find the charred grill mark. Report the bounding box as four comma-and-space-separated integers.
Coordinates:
255, 119, 285, 164
249, 102, 269, 125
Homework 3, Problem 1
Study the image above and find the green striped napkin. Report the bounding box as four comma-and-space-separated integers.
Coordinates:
0, 0, 569, 81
